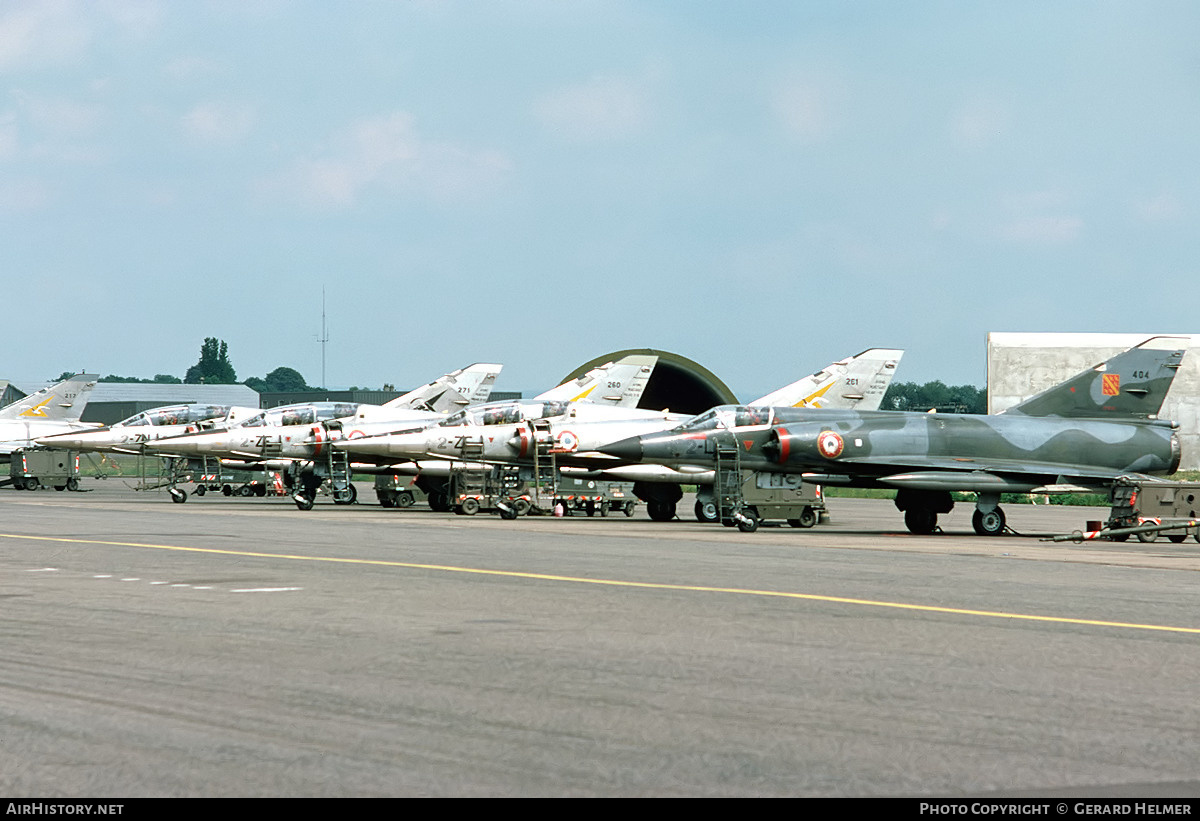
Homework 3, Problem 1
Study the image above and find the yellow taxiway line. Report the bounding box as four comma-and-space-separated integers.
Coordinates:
5, 532, 1200, 635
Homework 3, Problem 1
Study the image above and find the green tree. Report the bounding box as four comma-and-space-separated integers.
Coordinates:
184, 338, 237, 384
883, 381, 986, 414
244, 366, 310, 393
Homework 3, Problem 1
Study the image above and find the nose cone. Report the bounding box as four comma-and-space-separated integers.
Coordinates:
336, 431, 429, 458
147, 431, 222, 456
596, 435, 643, 462
36, 432, 88, 449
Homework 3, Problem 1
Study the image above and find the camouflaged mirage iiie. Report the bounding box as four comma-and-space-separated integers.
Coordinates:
599, 337, 1187, 535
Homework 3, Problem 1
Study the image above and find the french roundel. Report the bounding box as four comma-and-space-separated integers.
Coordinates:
817, 430, 844, 459
556, 430, 579, 452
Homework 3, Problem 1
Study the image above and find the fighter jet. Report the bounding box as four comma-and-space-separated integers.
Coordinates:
340, 349, 903, 521
0, 373, 99, 459
598, 338, 1186, 535
37, 404, 259, 454
147, 362, 503, 507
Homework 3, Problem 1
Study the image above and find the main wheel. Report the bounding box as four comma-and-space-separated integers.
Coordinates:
294, 493, 314, 511
904, 507, 937, 535
972, 507, 1006, 536
695, 499, 718, 522
647, 500, 676, 522
169, 487, 187, 503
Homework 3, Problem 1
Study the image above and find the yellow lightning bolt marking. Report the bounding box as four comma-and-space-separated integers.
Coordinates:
793, 381, 835, 408
4, 532, 1200, 635
569, 385, 597, 403
18, 397, 56, 418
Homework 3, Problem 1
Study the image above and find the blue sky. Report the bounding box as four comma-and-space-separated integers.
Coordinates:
3, 1, 1197, 398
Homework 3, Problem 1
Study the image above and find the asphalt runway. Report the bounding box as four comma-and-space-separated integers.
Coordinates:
3, 483, 1200, 797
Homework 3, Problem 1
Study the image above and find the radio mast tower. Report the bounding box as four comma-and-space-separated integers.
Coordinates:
318, 288, 330, 389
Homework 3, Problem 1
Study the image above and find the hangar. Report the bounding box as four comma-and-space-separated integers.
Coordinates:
988, 332, 1200, 471
562, 349, 738, 416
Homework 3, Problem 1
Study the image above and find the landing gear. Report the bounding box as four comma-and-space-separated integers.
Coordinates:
895, 489, 953, 535
904, 507, 938, 535
169, 487, 187, 504
695, 498, 718, 523
293, 493, 315, 511
972, 506, 1007, 536
972, 493, 1007, 536
647, 500, 676, 521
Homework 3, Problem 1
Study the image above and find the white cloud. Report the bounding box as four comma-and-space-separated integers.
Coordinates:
772, 77, 836, 142
950, 99, 1010, 150
996, 215, 1084, 245
0, 0, 91, 70
181, 101, 255, 145
267, 112, 511, 208
993, 189, 1084, 246
534, 75, 651, 143
1134, 192, 1184, 223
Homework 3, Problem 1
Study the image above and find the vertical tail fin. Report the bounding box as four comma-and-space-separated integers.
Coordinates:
536, 355, 658, 407
384, 363, 504, 413
749, 349, 904, 410
0, 373, 98, 421
1004, 337, 1186, 419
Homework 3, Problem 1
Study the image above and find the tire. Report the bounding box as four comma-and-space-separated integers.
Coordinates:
794, 507, 817, 528
169, 487, 187, 504
294, 494, 314, 511
1167, 534, 1187, 544
1110, 533, 1130, 542
379, 493, 396, 508
499, 506, 518, 520
585, 501, 596, 517
1136, 530, 1158, 543
904, 507, 937, 535
333, 484, 357, 505
24, 477, 39, 491
238, 485, 254, 497
737, 511, 760, 533
55, 484, 66, 491
459, 497, 480, 515
66, 477, 79, 492
513, 499, 531, 516
695, 499, 719, 523
222, 484, 233, 496
972, 507, 1006, 536
623, 501, 635, 518
647, 500, 675, 522
255, 484, 267, 497
194, 484, 206, 496
396, 490, 415, 508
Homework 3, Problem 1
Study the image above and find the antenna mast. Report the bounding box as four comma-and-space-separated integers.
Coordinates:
318, 288, 330, 389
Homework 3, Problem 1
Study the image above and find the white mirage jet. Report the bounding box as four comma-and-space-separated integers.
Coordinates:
1, 373, 99, 460
148, 362, 503, 507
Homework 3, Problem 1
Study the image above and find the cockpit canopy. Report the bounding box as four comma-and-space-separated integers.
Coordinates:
438, 400, 571, 428
671, 405, 775, 433
238, 402, 360, 428
116, 405, 231, 428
